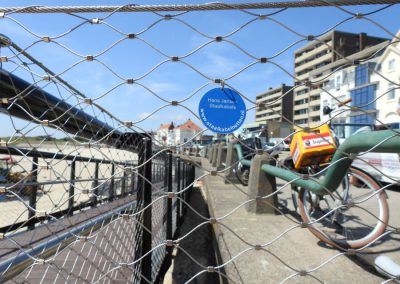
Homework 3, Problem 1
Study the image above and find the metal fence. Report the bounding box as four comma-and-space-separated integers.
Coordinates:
0, 12, 196, 281
0, 1, 400, 283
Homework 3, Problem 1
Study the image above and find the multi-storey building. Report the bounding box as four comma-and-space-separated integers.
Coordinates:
255, 84, 293, 124
293, 30, 388, 129
375, 31, 400, 123
313, 32, 400, 185
314, 41, 388, 137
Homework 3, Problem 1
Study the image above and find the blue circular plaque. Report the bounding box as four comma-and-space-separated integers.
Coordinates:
198, 88, 246, 134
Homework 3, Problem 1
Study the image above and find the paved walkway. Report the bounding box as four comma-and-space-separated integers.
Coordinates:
199, 157, 399, 283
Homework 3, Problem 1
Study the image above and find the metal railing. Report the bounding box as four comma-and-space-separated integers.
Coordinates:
0, 1, 400, 283
0, 69, 196, 283
0, 145, 135, 233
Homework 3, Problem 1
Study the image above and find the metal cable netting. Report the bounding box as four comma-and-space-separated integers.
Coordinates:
0, 1, 399, 283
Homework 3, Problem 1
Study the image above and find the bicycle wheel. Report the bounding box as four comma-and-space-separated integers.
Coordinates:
235, 162, 249, 186
292, 166, 350, 214
298, 167, 388, 249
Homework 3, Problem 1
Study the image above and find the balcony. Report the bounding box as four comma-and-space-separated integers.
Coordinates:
295, 41, 333, 64
294, 113, 309, 120
295, 53, 332, 74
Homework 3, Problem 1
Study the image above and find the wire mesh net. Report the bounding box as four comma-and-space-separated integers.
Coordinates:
0, 1, 399, 283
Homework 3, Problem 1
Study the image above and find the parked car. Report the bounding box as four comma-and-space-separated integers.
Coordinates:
337, 124, 400, 184
269, 138, 290, 151
263, 142, 275, 151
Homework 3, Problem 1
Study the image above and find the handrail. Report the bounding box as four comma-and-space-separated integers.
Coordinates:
235, 129, 400, 194
0, 69, 118, 143
0, 144, 137, 232
0, 146, 135, 165
0, 176, 124, 190
0, 197, 136, 282
0, 69, 145, 152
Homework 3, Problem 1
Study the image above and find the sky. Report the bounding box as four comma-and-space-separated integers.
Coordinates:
0, 1, 399, 138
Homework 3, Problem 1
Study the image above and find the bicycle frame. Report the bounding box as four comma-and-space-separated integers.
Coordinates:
235, 129, 400, 195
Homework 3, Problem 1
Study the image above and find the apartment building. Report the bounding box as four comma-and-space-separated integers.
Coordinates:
314, 41, 388, 137
375, 31, 400, 123
255, 84, 293, 124
293, 30, 388, 129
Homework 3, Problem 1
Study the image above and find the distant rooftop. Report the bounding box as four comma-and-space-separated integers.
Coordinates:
158, 119, 202, 131
294, 30, 389, 55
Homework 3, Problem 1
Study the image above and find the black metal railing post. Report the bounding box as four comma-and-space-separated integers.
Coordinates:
166, 152, 173, 240
109, 163, 115, 201
189, 164, 195, 201
130, 169, 136, 194
155, 163, 157, 182
68, 160, 76, 216
139, 137, 153, 284
92, 161, 99, 207
164, 154, 169, 189
121, 166, 127, 197
182, 162, 187, 214
154, 163, 157, 182
186, 163, 191, 210
160, 151, 173, 276
28, 156, 38, 230
176, 157, 181, 226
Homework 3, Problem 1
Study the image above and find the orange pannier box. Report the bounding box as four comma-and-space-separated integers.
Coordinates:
290, 125, 337, 169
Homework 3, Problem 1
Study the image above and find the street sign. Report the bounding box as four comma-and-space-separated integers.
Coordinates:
198, 87, 246, 134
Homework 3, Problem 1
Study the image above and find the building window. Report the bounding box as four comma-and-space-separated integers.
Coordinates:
295, 109, 308, 115
350, 114, 376, 133
296, 89, 308, 96
388, 59, 396, 71
350, 85, 376, 132
336, 75, 341, 90
351, 85, 376, 111
311, 105, 320, 112
331, 117, 347, 138
348, 70, 355, 83
355, 65, 368, 86
295, 119, 308, 124
295, 98, 309, 105
387, 83, 396, 100
352, 115, 375, 125
342, 71, 348, 85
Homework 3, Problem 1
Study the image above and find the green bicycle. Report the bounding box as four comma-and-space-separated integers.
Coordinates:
236, 128, 398, 249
